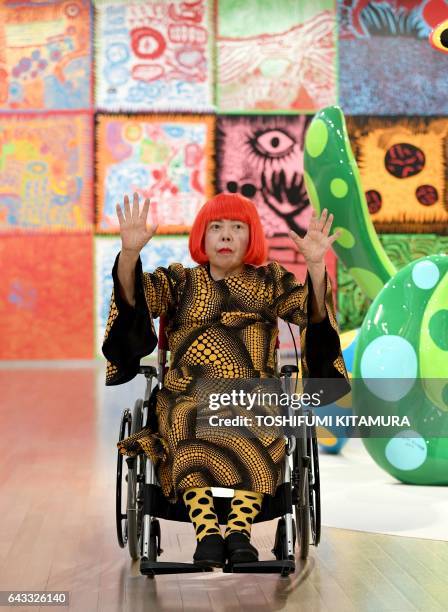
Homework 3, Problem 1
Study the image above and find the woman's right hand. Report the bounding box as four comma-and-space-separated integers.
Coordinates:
116, 192, 158, 255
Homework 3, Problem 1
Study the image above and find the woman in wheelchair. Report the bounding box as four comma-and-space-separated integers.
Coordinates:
102, 192, 349, 569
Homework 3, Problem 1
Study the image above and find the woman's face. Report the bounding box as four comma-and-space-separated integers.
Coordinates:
204, 218, 250, 270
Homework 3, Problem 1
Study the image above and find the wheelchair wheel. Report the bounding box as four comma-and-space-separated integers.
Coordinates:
116, 409, 132, 548
297, 467, 310, 560
127, 399, 145, 560
294, 434, 311, 560
308, 430, 321, 546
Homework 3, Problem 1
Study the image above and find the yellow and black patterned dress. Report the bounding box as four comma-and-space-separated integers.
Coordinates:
102, 253, 350, 503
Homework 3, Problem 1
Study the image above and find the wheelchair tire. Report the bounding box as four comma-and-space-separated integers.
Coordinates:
127, 399, 145, 560
116, 409, 132, 548
309, 432, 321, 547
297, 468, 310, 561
294, 434, 311, 561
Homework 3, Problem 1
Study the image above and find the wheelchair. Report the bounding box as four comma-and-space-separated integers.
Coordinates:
115, 316, 321, 577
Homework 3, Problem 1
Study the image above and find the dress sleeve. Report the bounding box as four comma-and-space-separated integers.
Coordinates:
102, 252, 185, 386
270, 261, 351, 403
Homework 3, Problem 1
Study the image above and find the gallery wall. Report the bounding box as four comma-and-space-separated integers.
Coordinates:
1, 0, 448, 359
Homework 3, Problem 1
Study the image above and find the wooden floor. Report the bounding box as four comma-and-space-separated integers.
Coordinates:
1, 366, 448, 612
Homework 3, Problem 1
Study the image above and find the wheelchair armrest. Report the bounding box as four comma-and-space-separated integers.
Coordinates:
280, 364, 299, 376
139, 365, 157, 378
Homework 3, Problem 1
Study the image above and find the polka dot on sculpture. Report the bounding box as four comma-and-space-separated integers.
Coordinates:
330, 178, 349, 198
411, 260, 440, 289
360, 335, 417, 401
305, 119, 328, 158
429, 310, 448, 350
335, 226, 355, 249
385, 431, 427, 471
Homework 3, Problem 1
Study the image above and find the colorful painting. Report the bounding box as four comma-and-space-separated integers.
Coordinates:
337, 233, 448, 331
217, 0, 336, 112
346, 116, 448, 233
94, 0, 213, 111
0, 0, 92, 111
338, 0, 448, 114
95, 235, 194, 356
339, 0, 445, 39
217, 115, 313, 238
96, 114, 214, 234
0, 234, 94, 359
0, 113, 93, 231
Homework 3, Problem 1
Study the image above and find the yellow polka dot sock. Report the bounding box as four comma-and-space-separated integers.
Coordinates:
224, 489, 264, 539
182, 487, 221, 542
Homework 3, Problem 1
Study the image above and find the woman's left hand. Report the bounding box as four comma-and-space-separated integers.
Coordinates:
289, 208, 341, 265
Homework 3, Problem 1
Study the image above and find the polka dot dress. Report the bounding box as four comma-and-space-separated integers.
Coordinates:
104, 255, 349, 503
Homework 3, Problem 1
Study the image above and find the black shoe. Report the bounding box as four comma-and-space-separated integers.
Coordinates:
193, 534, 226, 568
225, 532, 259, 564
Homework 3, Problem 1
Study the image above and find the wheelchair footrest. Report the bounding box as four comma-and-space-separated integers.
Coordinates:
140, 560, 213, 575
223, 559, 295, 574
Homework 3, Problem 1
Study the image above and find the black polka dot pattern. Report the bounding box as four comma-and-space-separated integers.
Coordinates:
224, 489, 264, 539
182, 487, 221, 542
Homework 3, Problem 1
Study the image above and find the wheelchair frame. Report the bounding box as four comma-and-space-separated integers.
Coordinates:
115, 318, 321, 577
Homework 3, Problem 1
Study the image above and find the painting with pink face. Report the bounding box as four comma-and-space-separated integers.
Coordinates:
216, 114, 338, 354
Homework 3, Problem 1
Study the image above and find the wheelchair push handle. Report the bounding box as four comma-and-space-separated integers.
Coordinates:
280, 364, 299, 376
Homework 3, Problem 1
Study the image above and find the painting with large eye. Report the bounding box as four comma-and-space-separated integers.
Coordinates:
346, 115, 448, 234
94, 0, 213, 112
216, 114, 338, 355
217, 115, 313, 238
338, 0, 448, 114
0, 0, 91, 111
217, 0, 337, 112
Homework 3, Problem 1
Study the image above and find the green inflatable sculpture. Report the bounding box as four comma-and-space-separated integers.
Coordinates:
304, 106, 448, 484
352, 255, 448, 485
304, 105, 396, 301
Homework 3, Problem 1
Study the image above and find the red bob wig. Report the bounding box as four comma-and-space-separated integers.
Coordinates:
188, 193, 268, 265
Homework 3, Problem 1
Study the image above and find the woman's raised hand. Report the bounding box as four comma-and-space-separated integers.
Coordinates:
289, 208, 341, 265
116, 193, 158, 255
